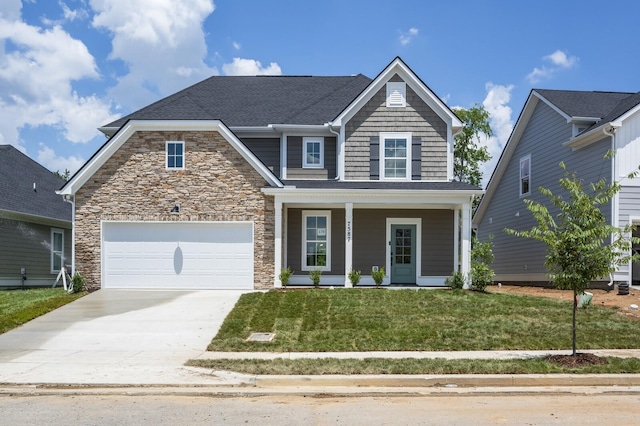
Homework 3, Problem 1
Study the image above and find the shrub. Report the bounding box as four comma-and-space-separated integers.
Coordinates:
371, 267, 385, 288
279, 267, 293, 288
445, 270, 465, 290
470, 236, 495, 292
348, 269, 362, 286
309, 269, 322, 287
70, 272, 86, 294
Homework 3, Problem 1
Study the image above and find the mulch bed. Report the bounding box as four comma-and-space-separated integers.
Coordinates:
546, 353, 608, 367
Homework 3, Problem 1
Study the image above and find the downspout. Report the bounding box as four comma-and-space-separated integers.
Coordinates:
603, 125, 618, 286
327, 123, 341, 180
63, 194, 75, 276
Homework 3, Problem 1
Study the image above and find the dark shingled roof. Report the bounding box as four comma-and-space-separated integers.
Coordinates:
535, 89, 636, 120
0, 145, 71, 222
106, 74, 373, 129
282, 180, 481, 191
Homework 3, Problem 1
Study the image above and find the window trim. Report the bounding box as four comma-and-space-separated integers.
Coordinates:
380, 132, 412, 181
386, 82, 406, 107
166, 141, 185, 170
302, 137, 324, 169
301, 210, 331, 272
519, 154, 531, 197
51, 228, 64, 274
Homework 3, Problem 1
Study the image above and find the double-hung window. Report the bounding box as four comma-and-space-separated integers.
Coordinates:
303, 137, 323, 168
380, 132, 411, 180
302, 211, 331, 271
166, 141, 185, 169
520, 154, 531, 196
51, 228, 64, 273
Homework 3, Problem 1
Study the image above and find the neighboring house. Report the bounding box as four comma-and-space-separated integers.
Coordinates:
474, 89, 640, 286
0, 145, 72, 288
58, 57, 482, 290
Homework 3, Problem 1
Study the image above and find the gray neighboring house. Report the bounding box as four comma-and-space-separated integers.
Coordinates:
59, 57, 482, 290
0, 145, 72, 288
474, 89, 640, 286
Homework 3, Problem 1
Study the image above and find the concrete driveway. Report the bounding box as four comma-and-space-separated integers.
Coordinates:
0, 290, 245, 385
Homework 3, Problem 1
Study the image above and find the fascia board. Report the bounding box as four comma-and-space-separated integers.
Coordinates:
610, 103, 640, 127
0, 209, 71, 228
59, 120, 283, 195
262, 188, 483, 205
533, 90, 573, 123
473, 92, 540, 225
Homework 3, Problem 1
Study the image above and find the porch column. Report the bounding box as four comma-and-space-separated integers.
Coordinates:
345, 202, 353, 287
453, 207, 459, 274
274, 199, 283, 288
461, 202, 471, 289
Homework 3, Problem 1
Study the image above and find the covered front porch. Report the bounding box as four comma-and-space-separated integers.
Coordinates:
263, 183, 481, 287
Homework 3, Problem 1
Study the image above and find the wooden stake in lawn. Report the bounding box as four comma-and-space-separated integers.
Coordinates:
506, 159, 638, 356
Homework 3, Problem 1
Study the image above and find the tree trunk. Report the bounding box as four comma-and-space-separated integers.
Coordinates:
572, 291, 577, 356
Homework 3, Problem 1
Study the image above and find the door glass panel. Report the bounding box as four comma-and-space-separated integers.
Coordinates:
394, 227, 413, 265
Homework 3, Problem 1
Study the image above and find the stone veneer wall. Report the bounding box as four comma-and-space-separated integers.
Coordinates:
74, 130, 275, 290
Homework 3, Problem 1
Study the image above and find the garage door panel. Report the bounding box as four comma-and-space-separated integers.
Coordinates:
102, 222, 254, 289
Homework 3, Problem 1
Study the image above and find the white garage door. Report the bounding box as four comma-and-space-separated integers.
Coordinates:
102, 222, 254, 289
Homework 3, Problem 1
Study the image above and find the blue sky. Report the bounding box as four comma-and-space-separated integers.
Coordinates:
1, 0, 638, 186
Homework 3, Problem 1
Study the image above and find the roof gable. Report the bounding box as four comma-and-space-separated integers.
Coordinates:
331, 57, 463, 131
0, 145, 71, 222
59, 120, 283, 195
534, 89, 633, 121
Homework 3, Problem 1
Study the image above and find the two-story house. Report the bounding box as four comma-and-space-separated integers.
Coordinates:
58, 57, 482, 290
474, 89, 640, 287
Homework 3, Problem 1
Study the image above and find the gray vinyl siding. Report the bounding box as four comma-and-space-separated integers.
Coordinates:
241, 138, 281, 178
0, 217, 72, 286
286, 208, 345, 275
344, 74, 448, 180
286, 136, 337, 179
617, 186, 640, 277
477, 100, 612, 280
352, 209, 454, 276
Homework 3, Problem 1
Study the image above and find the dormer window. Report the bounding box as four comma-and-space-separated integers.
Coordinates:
572, 124, 590, 137
303, 137, 324, 168
386, 82, 406, 107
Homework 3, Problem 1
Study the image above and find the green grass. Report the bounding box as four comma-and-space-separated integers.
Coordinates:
208, 289, 640, 352
187, 357, 640, 375
0, 288, 85, 334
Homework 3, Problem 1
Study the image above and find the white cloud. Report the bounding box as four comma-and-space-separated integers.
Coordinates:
399, 27, 419, 46
222, 57, 282, 76
0, 11, 119, 150
0, 0, 22, 20
526, 50, 579, 83
232, 41, 241, 50
545, 50, 578, 68
37, 143, 85, 174
479, 83, 515, 187
90, 0, 220, 109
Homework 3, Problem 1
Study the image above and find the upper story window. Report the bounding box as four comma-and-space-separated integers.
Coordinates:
386, 82, 406, 107
166, 141, 185, 169
303, 137, 324, 168
380, 132, 411, 180
572, 123, 590, 137
520, 154, 531, 196
51, 228, 64, 273
302, 210, 331, 271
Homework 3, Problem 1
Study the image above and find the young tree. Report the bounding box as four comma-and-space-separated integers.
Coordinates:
453, 105, 492, 187
54, 169, 71, 181
505, 161, 638, 355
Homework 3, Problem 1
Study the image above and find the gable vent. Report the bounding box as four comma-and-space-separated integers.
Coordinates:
386, 82, 406, 108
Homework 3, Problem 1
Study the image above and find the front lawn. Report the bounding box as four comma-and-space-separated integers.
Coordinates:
208, 289, 640, 352
0, 288, 85, 334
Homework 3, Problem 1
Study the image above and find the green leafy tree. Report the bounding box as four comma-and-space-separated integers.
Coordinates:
506, 161, 638, 355
454, 105, 492, 187
54, 169, 71, 181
